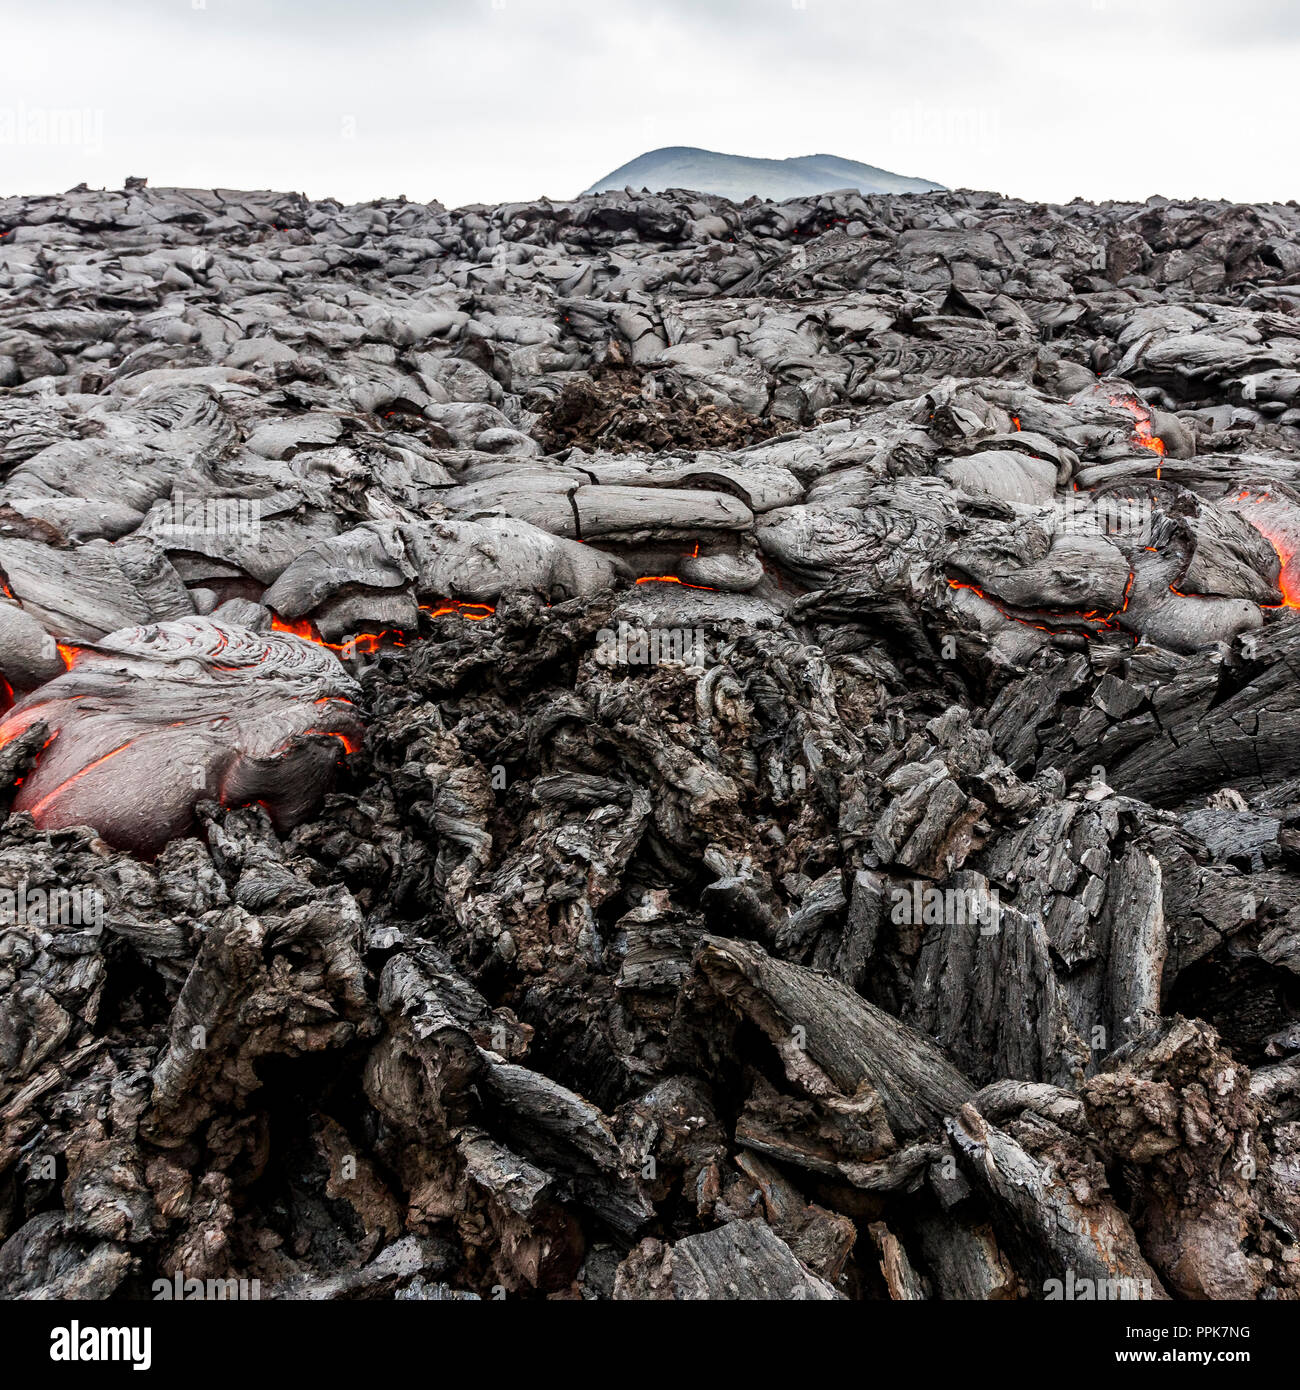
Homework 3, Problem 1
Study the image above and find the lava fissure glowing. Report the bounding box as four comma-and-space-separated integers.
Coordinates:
1250, 528, 1299, 609
271, 602, 496, 656
1224, 489, 1300, 609
1108, 393, 1167, 471
27, 740, 134, 818
948, 565, 1137, 639
417, 601, 495, 621
635, 575, 716, 591
301, 727, 362, 756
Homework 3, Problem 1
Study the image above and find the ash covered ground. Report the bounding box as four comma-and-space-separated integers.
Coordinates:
2, 179, 1300, 1300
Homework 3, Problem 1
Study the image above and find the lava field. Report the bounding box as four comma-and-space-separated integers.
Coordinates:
2, 179, 1300, 1300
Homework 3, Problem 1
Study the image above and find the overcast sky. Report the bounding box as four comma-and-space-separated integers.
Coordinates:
2, 0, 1297, 208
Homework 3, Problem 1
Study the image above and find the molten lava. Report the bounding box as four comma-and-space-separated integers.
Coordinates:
1109, 393, 1167, 469
302, 727, 362, 756
0, 703, 65, 754
27, 740, 133, 818
1230, 491, 1300, 609
0, 618, 366, 854
270, 614, 392, 654
635, 576, 716, 591
1258, 533, 1300, 608
271, 603, 496, 655
948, 567, 1136, 638
418, 601, 495, 621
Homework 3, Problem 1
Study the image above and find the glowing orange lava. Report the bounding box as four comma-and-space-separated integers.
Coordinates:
1222, 490, 1300, 609
418, 601, 495, 621
1257, 534, 1300, 608
271, 613, 408, 655
270, 614, 352, 648
948, 568, 1136, 638
635, 576, 715, 591
1109, 393, 1166, 471
272, 601, 496, 657
303, 727, 362, 755
0, 708, 61, 755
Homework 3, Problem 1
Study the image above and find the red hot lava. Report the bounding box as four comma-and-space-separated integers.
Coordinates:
271, 614, 405, 656
948, 569, 1136, 638
635, 575, 716, 591
1264, 535, 1300, 608
1227, 490, 1300, 609
1109, 393, 1167, 466
418, 601, 495, 621
270, 601, 496, 655
0, 618, 366, 854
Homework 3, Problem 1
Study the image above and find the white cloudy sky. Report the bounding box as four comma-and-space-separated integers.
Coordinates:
2, 0, 1297, 207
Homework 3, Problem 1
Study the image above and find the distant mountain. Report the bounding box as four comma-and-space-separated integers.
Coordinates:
583, 147, 944, 202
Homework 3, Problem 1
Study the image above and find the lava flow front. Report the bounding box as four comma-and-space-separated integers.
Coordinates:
1227, 489, 1300, 608
0, 618, 365, 854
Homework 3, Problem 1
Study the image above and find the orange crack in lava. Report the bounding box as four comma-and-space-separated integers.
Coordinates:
1109, 393, 1166, 474
0, 709, 64, 755
948, 568, 1135, 638
418, 601, 495, 621
302, 727, 362, 755
271, 613, 399, 654
947, 579, 1062, 635
1233, 493, 1300, 609
27, 740, 134, 818
271, 604, 496, 652
271, 614, 369, 652
635, 575, 715, 591
4, 729, 58, 789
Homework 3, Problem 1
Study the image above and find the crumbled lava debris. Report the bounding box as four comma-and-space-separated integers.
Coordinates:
530, 362, 779, 454
3, 180, 1300, 1300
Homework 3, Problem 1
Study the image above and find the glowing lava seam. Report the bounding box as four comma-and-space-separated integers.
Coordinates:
270, 601, 496, 654
1108, 393, 1167, 475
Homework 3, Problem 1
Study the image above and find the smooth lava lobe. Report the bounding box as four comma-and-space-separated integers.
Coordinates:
0, 617, 364, 855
